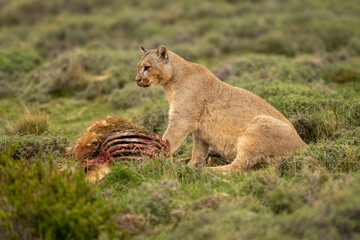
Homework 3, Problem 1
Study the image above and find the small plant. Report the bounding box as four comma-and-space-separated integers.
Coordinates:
5, 110, 49, 135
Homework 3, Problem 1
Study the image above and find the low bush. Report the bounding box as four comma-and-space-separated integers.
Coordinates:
0, 134, 69, 159
0, 149, 117, 239
278, 136, 360, 178
0, 48, 42, 74
167, 175, 360, 240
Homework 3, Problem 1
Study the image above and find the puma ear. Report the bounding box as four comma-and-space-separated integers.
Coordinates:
156, 45, 169, 62
140, 46, 148, 54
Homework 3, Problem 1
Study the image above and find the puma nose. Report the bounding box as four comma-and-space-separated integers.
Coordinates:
136, 77, 142, 82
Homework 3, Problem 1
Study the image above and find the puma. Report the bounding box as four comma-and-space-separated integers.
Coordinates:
135, 45, 307, 172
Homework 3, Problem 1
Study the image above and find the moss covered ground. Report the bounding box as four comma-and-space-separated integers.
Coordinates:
0, 0, 360, 239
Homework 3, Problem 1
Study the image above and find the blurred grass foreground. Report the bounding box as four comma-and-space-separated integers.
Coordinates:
1, 0, 360, 239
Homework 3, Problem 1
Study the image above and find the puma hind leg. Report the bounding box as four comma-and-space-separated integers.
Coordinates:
209, 115, 307, 173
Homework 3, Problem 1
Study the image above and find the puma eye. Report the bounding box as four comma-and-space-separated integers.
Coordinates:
144, 66, 150, 71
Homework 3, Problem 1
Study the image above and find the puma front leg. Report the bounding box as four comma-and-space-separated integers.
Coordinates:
188, 133, 209, 167
162, 109, 198, 154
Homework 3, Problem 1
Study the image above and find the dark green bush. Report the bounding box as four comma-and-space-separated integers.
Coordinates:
0, 149, 117, 239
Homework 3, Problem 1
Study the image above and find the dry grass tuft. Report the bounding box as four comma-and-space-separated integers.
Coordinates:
5, 110, 49, 135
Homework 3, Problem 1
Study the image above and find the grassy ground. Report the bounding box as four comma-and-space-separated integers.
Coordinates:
1, 0, 360, 239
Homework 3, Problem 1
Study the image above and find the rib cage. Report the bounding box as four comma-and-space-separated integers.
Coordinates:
83, 129, 169, 167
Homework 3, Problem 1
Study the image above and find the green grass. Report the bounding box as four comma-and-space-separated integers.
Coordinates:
1, 0, 360, 239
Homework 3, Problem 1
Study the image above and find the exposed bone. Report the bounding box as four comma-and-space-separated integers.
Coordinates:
83, 129, 169, 167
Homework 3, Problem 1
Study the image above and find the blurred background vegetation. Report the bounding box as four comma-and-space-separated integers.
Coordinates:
1, 0, 360, 239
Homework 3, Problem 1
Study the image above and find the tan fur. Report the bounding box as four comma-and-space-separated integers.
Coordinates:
135, 45, 307, 172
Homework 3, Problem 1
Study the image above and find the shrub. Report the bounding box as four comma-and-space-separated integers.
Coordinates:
5, 111, 49, 135
167, 175, 360, 240
252, 33, 297, 57
278, 139, 360, 177
280, 176, 360, 239
0, 133, 69, 159
0, 149, 117, 239
308, 142, 359, 172
0, 48, 42, 74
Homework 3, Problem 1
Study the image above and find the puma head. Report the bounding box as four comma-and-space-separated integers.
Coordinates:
135, 45, 172, 88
